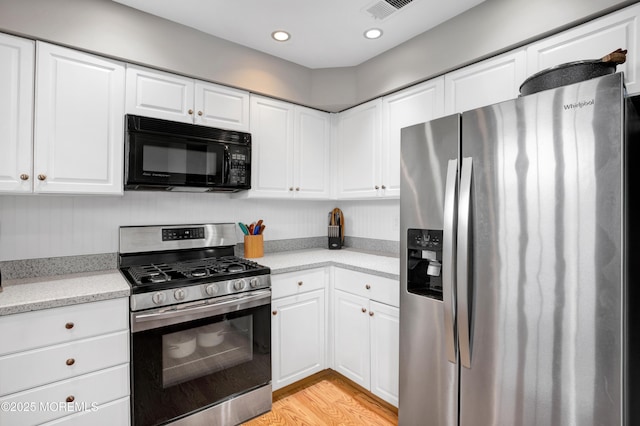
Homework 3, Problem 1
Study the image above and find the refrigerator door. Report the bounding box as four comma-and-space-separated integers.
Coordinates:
459, 73, 624, 426
399, 114, 460, 426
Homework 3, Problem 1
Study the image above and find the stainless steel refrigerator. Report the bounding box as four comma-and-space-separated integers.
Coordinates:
399, 72, 639, 426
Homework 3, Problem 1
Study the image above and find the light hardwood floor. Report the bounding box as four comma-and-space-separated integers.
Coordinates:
243, 370, 398, 425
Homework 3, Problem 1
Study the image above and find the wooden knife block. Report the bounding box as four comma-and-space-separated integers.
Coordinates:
244, 234, 264, 258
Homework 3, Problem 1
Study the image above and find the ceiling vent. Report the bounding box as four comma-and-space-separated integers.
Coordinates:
366, 0, 414, 20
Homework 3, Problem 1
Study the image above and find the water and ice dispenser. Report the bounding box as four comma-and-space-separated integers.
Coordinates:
407, 229, 443, 300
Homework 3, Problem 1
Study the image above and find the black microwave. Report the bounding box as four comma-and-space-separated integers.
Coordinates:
124, 115, 251, 193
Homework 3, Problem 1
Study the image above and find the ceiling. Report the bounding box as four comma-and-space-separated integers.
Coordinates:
113, 0, 485, 69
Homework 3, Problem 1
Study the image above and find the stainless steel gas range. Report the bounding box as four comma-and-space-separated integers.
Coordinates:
119, 223, 272, 426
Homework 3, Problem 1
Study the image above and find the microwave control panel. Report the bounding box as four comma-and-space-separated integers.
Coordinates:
228, 146, 249, 185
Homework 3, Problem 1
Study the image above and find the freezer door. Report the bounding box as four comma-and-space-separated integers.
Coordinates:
399, 114, 460, 426
458, 73, 624, 426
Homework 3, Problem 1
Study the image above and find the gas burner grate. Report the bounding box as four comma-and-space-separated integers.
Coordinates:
128, 263, 176, 284
124, 256, 266, 287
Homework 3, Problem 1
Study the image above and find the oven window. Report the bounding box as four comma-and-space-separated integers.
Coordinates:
131, 303, 270, 426
162, 316, 252, 388
143, 144, 218, 176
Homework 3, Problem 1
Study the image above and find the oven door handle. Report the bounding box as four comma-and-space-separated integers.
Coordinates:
131, 289, 271, 333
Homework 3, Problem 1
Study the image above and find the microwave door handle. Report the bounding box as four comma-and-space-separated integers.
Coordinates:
223, 145, 230, 183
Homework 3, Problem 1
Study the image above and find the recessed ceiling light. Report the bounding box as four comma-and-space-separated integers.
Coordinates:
271, 30, 291, 42
364, 28, 383, 40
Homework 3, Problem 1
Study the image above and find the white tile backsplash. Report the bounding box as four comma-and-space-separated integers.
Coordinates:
0, 192, 400, 261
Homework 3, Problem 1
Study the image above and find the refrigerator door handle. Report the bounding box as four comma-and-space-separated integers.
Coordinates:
457, 156, 473, 369
443, 159, 458, 364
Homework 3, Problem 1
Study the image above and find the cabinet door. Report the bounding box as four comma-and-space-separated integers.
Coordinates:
34, 43, 125, 194
333, 290, 370, 388
381, 78, 445, 198
125, 64, 194, 123
0, 33, 34, 193
444, 50, 526, 114
249, 95, 294, 197
337, 99, 382, 199
294, 106, 331, 199
272, 289, 325, 390
369, 301, 399, 407
525, 3, 640, 94
194, 81, 249, 131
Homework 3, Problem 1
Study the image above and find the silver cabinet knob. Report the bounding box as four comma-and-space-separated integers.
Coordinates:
295, 187, 300, 191
375, 185, 379, 190
289, 187, 294, 191
381, 185, 386, 189
188, 109, 194, 115
37, 174, 47, 181
20, 174, 29, 181
198, 111, 203, 116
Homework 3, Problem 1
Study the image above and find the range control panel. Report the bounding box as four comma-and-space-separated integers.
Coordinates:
162, 227, 205, 241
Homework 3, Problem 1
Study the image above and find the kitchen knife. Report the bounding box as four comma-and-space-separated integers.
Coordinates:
238, 222, 249, 235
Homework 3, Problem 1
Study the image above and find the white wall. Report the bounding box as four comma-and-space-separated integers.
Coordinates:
0, 193, 401, 261
0, 193, 336, 261
0, 0, 633, 111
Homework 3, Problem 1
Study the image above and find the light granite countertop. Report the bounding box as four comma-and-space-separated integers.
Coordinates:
0, 249, 398, 316
256, 248, 399, 280
0, 271, 131, 316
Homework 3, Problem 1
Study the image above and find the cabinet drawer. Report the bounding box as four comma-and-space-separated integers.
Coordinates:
0, 298, 128, 356
272, 268, 327, 299
334, 268, 399, 307
0, 363, 129, 426
41, 397, 130, 426
0, 331, 129, 396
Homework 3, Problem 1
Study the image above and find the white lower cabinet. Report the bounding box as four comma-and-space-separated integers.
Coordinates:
0, 298, 130, 426
271, 269, 327, 391
332, 268, 399, 407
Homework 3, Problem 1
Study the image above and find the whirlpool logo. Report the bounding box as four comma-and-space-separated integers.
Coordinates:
563, 99, 595, 110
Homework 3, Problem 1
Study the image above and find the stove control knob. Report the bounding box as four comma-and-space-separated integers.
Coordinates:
174, 288, 186, 301
152, 292, 166, 305
233, 279, 246, 291
205, 283, 219, 296
249, 277, 260, 288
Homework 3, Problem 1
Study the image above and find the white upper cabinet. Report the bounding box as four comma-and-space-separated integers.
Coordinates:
525, 3, 640, 95
248, 95, 294, 197
244, 95, 331, 199
338, 79, 445, 200
126, 65, 249, 131
337, 99, 382, 199
0, 33, 34, 193
381, 78, 445, 198
294, 106, 332, 199
34, 42, 125, 195
194, 81, 250, 131
444, 50, 527, 114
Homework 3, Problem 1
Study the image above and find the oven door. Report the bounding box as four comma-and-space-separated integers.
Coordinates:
126, 131, 227, 188
130, 290, 271, 426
